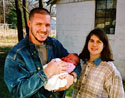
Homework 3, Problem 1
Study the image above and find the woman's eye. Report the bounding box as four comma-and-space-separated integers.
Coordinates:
89, 39, 94, 42
97, 40, 102, 44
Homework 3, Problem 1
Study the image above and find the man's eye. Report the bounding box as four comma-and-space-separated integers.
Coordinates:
36, 24, 41, 27
46, 24, 50, 27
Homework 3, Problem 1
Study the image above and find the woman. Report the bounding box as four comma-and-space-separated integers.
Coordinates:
73, 28, 124, 98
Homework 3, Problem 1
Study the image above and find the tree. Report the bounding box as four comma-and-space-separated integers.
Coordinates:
15, 0, 44, 41
23, 0, 29, 35
39, 0, 43, 8
6, 8, 17, 29
15, 0, 24, 41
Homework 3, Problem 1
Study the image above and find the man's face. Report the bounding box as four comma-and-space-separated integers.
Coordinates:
28, 13, 51, 45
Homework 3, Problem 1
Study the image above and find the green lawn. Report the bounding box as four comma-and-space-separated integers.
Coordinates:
0, 47, 12, 98
0, 34, 18, 98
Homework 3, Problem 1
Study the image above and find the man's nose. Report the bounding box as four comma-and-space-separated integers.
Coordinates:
40, 25, 46, 32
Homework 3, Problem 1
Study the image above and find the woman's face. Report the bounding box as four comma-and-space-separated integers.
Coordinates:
88, 34, 104, 58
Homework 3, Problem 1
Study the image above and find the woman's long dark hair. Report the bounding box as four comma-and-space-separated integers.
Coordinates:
79, 28, 113, 61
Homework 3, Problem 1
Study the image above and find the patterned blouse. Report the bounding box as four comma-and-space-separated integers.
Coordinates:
72, 58, 124, 98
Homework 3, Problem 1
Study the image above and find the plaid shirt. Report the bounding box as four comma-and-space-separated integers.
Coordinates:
73, 60, 124, 98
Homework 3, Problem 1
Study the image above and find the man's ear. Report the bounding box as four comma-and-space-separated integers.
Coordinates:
27, 20, 30, 28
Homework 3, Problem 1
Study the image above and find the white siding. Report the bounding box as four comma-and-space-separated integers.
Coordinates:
56, 0, 125, 80
56, 1, 95, 53
113, 0, 125, 79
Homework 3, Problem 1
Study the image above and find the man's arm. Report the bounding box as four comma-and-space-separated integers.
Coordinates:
4, 56, 68, 97
4, 57, 48, 98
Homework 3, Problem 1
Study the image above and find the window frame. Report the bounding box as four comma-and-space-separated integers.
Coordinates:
95, 0, 117, 34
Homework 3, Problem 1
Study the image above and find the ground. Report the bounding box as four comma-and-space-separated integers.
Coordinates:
0, 30, 18, 97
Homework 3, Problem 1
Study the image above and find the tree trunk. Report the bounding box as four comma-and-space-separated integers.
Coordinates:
23, 0, 29, 35
15, 0, 23, 41
39, 0, 43, 8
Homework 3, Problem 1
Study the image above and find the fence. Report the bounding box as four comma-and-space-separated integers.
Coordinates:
0, 23, 17, 37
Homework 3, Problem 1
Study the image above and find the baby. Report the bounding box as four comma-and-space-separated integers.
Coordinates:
43, 53, 80, 91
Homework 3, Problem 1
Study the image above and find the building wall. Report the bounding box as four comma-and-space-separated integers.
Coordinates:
56, 1, 95, 53
56, 0, 125, 80
113, 0, 125, 80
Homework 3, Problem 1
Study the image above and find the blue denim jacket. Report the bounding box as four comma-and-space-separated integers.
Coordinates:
4, 36, 81, 98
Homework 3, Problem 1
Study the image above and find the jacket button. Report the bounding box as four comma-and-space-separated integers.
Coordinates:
37, 67, 40, 71
33, 51, 36, 54
50, 94, 52, 98
44, 78, 47, 81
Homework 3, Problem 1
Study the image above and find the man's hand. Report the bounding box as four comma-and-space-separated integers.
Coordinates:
54, 74, 74, 92
43, 60, 67, 78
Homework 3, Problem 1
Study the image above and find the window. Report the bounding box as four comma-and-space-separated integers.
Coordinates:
95, 0, 117, 34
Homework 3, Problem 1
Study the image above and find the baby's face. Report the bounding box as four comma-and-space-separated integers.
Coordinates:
62, 54, 79, 65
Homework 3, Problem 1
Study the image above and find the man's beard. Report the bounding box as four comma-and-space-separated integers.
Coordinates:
31, 28, 45, 43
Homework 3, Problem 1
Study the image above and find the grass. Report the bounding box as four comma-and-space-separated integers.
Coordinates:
0, 36, 18, 47
65, 97, 71, 98
0, 33, 17, 98
0, 46, 12, 98
65, 85, 73, 98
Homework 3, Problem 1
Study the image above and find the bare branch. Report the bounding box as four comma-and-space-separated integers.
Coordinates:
21, 5, 29, 14
8, 0, 16, 10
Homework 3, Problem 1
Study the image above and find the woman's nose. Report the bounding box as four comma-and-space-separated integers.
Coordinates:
93, 42, 97, 46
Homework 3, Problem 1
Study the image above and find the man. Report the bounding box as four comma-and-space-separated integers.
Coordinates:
4, 8, 81, 98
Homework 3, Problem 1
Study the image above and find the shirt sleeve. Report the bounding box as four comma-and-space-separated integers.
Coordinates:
72, 62, 82, 79
104, 62, 124, 98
